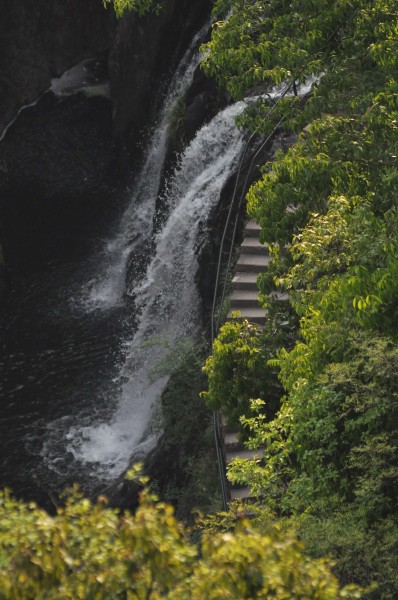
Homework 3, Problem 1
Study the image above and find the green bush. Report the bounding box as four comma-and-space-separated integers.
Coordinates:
0, 481, 359, 599
102, 0, 162, 18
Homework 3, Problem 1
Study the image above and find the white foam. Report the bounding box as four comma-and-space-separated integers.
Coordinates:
82, 28, 207, 312
65, 101, 246, 479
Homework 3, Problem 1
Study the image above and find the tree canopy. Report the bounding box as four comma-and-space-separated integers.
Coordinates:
202, 1, 398, 598
0, 478, 357, 599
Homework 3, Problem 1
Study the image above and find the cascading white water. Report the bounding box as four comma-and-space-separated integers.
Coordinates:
83, 25, 209, 310
63, 101, 247, 479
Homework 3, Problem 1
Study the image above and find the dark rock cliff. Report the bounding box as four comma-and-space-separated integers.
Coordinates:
0, 0, 212, 145
0, 0, 115, 136
109, 0, 212, 149
0, 0, 212, 301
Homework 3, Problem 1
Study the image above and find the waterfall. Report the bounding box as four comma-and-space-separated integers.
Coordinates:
57, 101, 248, 480
82, 24, 208, 310
0, 15, 320, 498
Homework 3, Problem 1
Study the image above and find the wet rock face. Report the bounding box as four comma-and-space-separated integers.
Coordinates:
0, 0, 213, 153
0, 91, 124, 275
0, 0, 115, 136
0, 0, 213, 291
185, 68, 229, 141
109, 0, 212, 149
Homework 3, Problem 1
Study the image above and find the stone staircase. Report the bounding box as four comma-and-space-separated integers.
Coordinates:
227, 219, 269, 326
222, 419, 263, 501
220, 134, 298, 504
223, 218, 269, 501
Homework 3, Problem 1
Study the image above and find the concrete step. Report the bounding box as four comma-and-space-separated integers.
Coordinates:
227, 307, 267, 326
231, 272, 259, 291
221, 415, 237, 434
244, 219, 261, 237
226, 448, 263, 464
230, 487, 253, 501
240, 237, 267, 255
230, 289, 260, 308
283, 133, 298, 146
224, 431, 244, 451
235, 253, 272, 273
221, 417, 247, 435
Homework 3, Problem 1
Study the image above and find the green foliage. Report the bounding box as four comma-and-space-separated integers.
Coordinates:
148, 339, 222, 519
224, 330, 398, 591
0, 483, 193, 599
202, 1, 398, 133
299, 510, 398, 600
201, 0, 398, 597
197, 499, 280, 538
201, 317, 278, 426
178, 526, 358, 600
102, 0, 162, 18
141, 336, 200, 384
166, 96, 187, 151
0, 483, 358, 599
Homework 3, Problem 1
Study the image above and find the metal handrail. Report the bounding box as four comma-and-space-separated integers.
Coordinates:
210, 81, 296, 510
